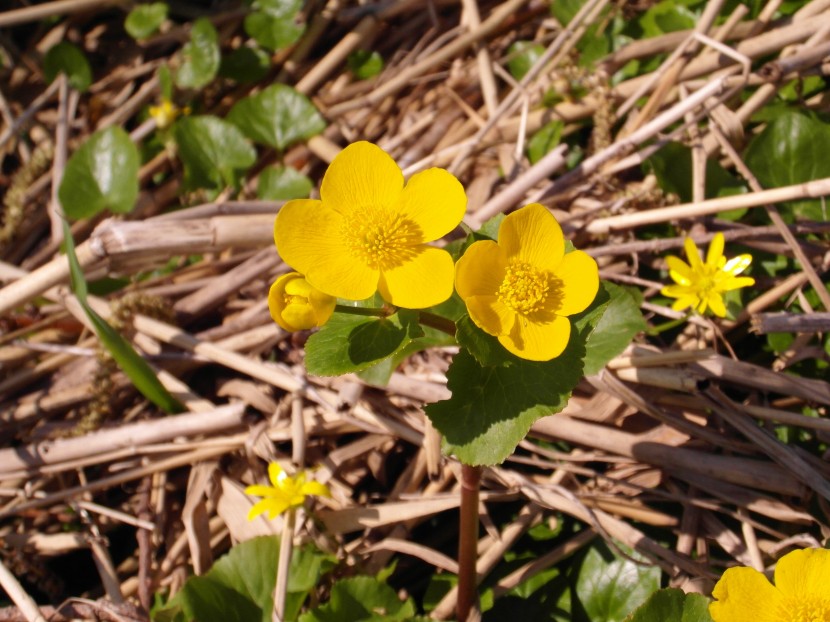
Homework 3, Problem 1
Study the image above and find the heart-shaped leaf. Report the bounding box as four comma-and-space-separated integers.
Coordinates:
44, 42, 92, 92
176, 17, 220, 90
125, 2, 168, 39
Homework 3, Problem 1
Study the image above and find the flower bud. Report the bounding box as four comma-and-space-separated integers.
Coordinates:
268, 271, 336, 331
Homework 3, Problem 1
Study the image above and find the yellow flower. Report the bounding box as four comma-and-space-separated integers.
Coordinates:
245, 462, 331, 521
268, 271, 336, 332
274, 141, 466, 309
149, 99, 188, 129
710, 548, 830, 622
455, 203, 599, 361
661, 232, 754, 318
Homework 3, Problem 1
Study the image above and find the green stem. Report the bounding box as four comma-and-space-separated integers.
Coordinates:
419, 311, 457, 336
457, 464, 481, 622
273, 508, 295, 622
647, 313, 691, 335
333, 304, 392, 317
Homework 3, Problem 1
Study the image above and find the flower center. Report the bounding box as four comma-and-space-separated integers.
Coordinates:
782, 596, 830, 622
497, 262, 550, 314
343, 207, 421, 270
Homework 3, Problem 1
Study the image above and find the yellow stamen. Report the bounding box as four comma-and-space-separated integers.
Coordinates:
343, 207, 420, 270
497, 262, 550, 315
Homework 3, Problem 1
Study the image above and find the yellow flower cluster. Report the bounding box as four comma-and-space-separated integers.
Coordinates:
245, 462, 330, 521
271, 142, 601, 361
149, 98, 189, 130
710, 548, 830, 622
661, 233, 754, 318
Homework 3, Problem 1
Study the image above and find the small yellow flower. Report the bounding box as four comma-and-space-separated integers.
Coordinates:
455, 203, 599, 361
710, 548, 830, 622
661, 232, 754, 318
149, 99, 188, 129
245, 462, 331, 521
268, 271, 336, 332
274, 141, 467, 309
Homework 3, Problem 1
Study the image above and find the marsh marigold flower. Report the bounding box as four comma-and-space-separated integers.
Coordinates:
274, 141, 466, 309
245, 462, 330, 521
710, 548, 830, 622
661, 232, 754, 318
455, 203, 599, 361
268, 271, 335, 332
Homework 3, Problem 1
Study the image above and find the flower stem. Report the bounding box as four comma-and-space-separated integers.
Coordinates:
419, 311, 457, 336
333, 304, 393, 317
273, 508, 296, 622
456, 464, 481, 622
646, 314, 691, 335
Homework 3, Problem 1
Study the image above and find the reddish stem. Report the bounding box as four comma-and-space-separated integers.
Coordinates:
456, 464, 481, 622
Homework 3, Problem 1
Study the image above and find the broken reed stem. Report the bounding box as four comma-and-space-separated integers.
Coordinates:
456, 464, 481, 622
273, 509, 295, 622
751, 312, 830, 334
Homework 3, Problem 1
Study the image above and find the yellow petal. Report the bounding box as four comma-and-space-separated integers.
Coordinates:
720, 275, 755, 291
499, 203, 565, 272
499, 314, 571, 361
671, 296, 698, 312
684, 237, 704, 273
399, 168, 467, 242
666, 256, 693, 284
320, 141, 403, 217
377, 246, 455, 308
282, 303, 317, 330
245, 484, 277, 497
709, 566, 783, 622
247, 499, 273, 521
455, 240, 507, 299
268, 462, 286, 487
705, 292, 727, 317
309, 290, 337, 325
266, 499, 292, 520
466, 295, 516, 336
774, 548, 830, 600
723, 254, 752, 276
300, 480, 331, 498
706, 232, 725, 267
268, 274, 298, 332
550, 250, 599, 316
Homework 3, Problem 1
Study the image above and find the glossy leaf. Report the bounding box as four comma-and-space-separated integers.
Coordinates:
507, 41, 545, 80
624, 588, 713, 622
582, 282, 645, 376
304, 309, 424, 376
744, 111, 830, 220
59, 127, 139, 220
63, 222, 182, 414
125, 2, 168, 39
227, 84, 325, 150
528, 121, 564, 165
575, 543, 660, 622
298, 576, 417, 622
257, 166, 313, 200
43, 42, 92, 92
348, 50, 384, 79
156, 537, 335, 622
173, 116, 257, 191
647, 142, 746, 204
176, 17, 220, 89
219, 46, 271, 83
244, 12, 303, 51
426, 287, 610, 465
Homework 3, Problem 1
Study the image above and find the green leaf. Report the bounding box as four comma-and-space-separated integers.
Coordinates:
227, 84, 326, 150
59, 127, 139, 220
219, 46, 271, 83
639, 1, 697, 37
575, 543, 660, 622
257, 166, 313, 200
158, 64, 174, 100
304, 309, 424, 376
550, 0, 586, 25
623, 588, 713, 622
427, 286, 610, 465
357, 325, 455, 386
43, 42, 92, 92
507, 41, 545, 80
744, 111, 830, 220
156, 537, 335, 622
582, 282, 645, 376
176, 17, 220, 90
527, 121, 564, 165
63, 222, 182, 414
124, 2, 168, 39
298, 576, 416, 622
348, 50, 384, 79
173, 116, 257, 191
244, 11, 303, 51
646, 142, 747, 203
